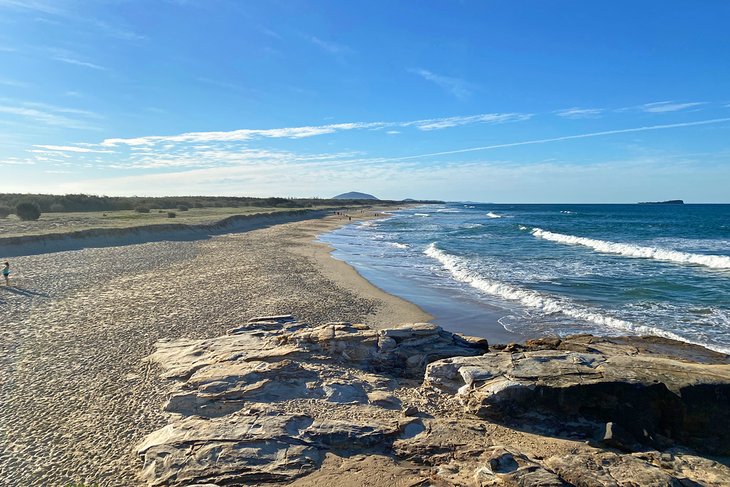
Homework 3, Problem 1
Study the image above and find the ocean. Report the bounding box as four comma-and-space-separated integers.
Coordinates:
320, 204, 730, 353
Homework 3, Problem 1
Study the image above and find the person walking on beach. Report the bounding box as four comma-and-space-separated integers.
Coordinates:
2, 261, 9, 286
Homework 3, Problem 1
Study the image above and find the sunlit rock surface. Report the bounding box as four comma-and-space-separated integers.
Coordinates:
138, 318, 730, 486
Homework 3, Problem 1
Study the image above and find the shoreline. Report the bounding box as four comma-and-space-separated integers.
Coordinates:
292, 214, 433, 327
2, 210, 727, 486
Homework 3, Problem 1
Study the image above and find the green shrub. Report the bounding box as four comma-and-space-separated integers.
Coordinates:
176, 205, 189, 211
167, 212, 176, 218
193, 202, 205, 208
50, 203, 65, 212
16, 202, 41, 221
134, 206, 150, 214
0, 205, 12, 218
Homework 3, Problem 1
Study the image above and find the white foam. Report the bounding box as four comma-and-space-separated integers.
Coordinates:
387, 242, 409, 249
436, 209, 460, 213
560, 210, 575, 214
462, 223, 484, 229
424, 243, 730, 354
531, 228, 730, 270
414, 213, 430, 217
518, 225, 528, 231
486, 212, 502, 219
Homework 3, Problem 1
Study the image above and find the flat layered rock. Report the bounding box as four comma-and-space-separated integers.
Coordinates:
138, 318, 482, 486
425, 337, 730, 454
139, 320, 730, 486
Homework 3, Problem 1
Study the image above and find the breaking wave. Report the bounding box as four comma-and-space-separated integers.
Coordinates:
531, 228, 730, 270
424, 243, 729, 353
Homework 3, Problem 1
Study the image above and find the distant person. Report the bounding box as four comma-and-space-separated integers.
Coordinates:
2, 261, 9, 286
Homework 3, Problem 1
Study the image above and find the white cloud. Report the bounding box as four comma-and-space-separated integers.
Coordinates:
639, 101, 706, 113
100, 122, 387, 147
555, 107, 603, 119
33, 144, 112, 153
412, 68, 473, 99
409, 113, 532, 131
98, 113, 531, 148
47, 150, 730, 203
0, 157, 35, 165
386, 130, 400, 135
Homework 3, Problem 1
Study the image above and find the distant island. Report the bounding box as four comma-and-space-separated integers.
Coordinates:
332, 191, 379, 200
638, 200, 685, 205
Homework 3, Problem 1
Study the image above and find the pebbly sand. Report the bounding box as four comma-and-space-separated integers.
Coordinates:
0, 212, 430, 486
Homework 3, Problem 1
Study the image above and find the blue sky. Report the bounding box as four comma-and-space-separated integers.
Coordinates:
1, 0, 729, 202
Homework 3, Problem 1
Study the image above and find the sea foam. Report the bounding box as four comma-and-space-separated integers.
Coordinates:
388, 242, 409, 249
424, 243, 730, 354
486, 212, 502, 219
531, 228, 730, 270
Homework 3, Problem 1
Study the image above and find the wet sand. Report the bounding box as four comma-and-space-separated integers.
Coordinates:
0, 213, 430, 486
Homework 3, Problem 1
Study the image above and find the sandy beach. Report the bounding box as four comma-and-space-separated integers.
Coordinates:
0, 212, 429, 486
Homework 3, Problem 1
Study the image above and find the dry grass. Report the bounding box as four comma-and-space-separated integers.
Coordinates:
0, 206, 340, 239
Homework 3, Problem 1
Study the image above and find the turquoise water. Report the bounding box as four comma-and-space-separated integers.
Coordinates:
320, 204, 730, 353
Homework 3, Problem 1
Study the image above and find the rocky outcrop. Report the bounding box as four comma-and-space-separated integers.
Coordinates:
138, 319, 730, 486
137, 316, 484, 486
425, 335, 730, 454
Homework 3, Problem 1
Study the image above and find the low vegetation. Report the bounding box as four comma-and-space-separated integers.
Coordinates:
0, 193, 367, 213
16, 202, 42, 221
0, 193, 441, 216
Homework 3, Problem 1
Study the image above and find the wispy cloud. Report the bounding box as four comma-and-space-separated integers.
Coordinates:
408, 113, 532, 130
22, 101, 101, 118
306, 35, 351, 55
411, 68, 473, 99
101, 122, 386, 147
87, 19, 145, 42
53, 55, 107, 71
1, 1, 145, 41
555, 107, 603, 119
389, 118, 730, 161
0, 100, 101, 129
260, 27, 282, 40
639, 101, 706, 113
0, 157, 36, 165
0, 0, 63, 15
0, 76, 28, 88
97, 112, 531, 147
33, 144, 112, 153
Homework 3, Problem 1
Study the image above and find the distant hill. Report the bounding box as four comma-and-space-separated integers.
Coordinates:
333, 192, 379, 200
